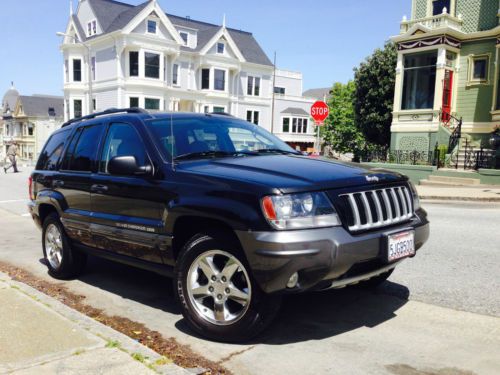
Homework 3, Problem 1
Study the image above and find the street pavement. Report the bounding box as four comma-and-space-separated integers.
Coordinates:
1, 168, 499, 374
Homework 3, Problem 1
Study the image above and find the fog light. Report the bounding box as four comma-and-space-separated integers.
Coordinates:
286, 272, 299, 289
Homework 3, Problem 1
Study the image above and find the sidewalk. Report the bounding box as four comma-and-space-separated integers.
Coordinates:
0, 272, 188, 375
416, 185, 500, 202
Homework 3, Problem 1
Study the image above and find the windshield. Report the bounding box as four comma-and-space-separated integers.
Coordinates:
146, 116, 299, 161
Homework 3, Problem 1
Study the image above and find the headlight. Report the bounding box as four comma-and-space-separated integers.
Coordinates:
408, 181, 420, 210
261, 192, 341, 230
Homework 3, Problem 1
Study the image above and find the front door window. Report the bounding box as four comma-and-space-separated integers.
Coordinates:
402, 51, 437, 110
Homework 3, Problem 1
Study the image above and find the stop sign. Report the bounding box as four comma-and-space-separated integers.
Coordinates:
310, 101, 329, 124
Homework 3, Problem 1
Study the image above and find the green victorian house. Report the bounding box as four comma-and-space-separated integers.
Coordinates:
391, 0, 499, 164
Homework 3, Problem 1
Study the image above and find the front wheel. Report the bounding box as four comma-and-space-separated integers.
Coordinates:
174, 232, 281, 342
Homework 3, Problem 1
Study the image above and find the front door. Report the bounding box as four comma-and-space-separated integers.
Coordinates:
90, 121, 165, 264
442, 69, 453, 122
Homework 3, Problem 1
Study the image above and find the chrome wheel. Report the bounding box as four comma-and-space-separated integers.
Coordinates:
187, 250, 252, 326
45, 223, 63, 270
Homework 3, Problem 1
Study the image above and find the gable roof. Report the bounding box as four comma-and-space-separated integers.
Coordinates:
17, 95, 64, 118
281, 107, 310, 116
303, 88, 331, 100
83, 0, 272, 66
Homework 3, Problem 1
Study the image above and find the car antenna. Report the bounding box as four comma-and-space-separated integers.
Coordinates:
170, 110, 175, 172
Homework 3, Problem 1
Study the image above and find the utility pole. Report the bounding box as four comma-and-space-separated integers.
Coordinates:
270, 51, 277, 134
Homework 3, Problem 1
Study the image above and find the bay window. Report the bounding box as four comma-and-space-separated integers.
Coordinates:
172, 63, 179, 85
129, 52, 139, 77
145, 98, 160, 110
145, 52, 160, 79
401, 51, 437, 110
282, 117, 308, 133
214, 69, 226, 91
201, 69, 210, 89
73, 59, 82, 82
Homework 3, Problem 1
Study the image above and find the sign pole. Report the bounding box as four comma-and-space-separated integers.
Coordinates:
310, 100, 329, 156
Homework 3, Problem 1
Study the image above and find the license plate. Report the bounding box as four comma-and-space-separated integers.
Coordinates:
387, 231, 415, 262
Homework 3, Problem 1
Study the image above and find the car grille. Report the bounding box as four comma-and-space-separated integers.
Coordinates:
338, 186, 414, 232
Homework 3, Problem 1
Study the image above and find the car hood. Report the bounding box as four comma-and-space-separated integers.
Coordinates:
176, 155, 406, 193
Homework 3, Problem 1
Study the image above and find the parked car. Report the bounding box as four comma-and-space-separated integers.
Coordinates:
29, 108, 429, 342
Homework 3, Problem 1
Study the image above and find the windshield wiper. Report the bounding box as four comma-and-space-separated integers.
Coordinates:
255, 148, 301, 155
174, 150, 256, 161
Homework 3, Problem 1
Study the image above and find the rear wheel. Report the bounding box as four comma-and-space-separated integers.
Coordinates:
174, 232, 281, 342
42, 213, 87, 279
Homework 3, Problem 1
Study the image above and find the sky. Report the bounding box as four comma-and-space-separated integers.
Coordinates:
0, 0, 409, 97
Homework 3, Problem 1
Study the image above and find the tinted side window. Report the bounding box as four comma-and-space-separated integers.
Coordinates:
100, 123, 147, 173
36, 130, 71, 171
63, 125, 104, 172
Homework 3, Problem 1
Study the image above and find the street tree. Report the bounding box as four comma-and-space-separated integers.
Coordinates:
353, 42, 397, 150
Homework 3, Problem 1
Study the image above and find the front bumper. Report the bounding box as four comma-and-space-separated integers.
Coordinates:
236, 209, 429, 293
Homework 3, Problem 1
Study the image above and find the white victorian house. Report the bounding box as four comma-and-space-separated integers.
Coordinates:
61, 0, 315, 150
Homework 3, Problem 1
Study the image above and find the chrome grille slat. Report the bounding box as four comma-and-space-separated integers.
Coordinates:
340, 186, 414, 232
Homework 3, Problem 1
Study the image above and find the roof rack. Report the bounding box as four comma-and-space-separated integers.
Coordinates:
61, 108, 149, 128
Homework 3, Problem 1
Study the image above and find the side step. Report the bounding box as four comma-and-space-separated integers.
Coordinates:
427, 175, 481, 186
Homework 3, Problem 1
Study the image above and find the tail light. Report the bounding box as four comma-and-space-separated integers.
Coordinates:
28, 176, 34, 200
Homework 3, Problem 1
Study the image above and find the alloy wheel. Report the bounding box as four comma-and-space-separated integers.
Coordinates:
45, 223, 63, 269
187, 250, 252, 326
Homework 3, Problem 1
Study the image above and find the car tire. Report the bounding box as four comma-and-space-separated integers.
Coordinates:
358, 269, 394, 288
174, 232, 281, 343
42, 212, 87, 280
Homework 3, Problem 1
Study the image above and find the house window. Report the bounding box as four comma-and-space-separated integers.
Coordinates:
213, 106, 225, 113
91, 57, 96, 80
147, 20, 157, 34
145, 98, 160, 110
469, 55, 489, 83
204, 105, 210, 113
28, 123, 34, 136
247, 76, 261, 96
282, 118, 290, 132
284, 117, 308, 133
172, 63, 179, 85
214, 69, 226, 91
274, 87, 285, 95
129, 97, 139, 108
73, 99, 82, 118
432, 0, 450, 16
129, 52, 139, 77
92, 99, 96, 111
48, 107, 56, 117
73, 59, 82, 82
87, 20, 97, 36
217, 42, 225, 54
201, 69, 210, 89
145, 52, 160, 79
180, 32, 188, 45
246, 111, 260, 125
402, 51, 437, 110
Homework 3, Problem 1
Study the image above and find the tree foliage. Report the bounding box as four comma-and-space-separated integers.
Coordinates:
321, 81, 364, 154
353, 42, 397, 149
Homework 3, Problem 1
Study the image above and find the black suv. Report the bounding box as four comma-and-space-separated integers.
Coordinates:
29, 108, 429, 342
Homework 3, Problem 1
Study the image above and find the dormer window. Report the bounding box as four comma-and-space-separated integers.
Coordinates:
147, 20, 157, 34
432, 0, 451, 16
180, 32, 189, 45
217, 42, 225, 55
87, 20, 97, 37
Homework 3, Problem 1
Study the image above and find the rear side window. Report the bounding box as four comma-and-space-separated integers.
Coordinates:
36, 130, 71, 170
100, 123, 147, 173
62, 125, 104, 172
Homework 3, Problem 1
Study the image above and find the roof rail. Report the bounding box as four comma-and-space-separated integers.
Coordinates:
207, 112, 234, 117
61, 108, 149, 128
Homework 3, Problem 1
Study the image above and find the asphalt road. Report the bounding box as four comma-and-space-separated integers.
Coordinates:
1, 168, 499, 374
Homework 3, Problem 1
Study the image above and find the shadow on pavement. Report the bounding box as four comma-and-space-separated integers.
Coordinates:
76, 255, 409, 344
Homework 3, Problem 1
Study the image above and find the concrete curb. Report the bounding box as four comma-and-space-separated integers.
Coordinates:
419, 196, 500, 203
0, 271, 190, 375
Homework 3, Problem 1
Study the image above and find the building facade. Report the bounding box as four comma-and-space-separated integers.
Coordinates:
1, 85, 64, 162
391, 0, 499, 153
61, 0, 314, 149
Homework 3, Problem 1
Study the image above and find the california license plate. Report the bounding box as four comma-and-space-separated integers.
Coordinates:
387, 231, 415, 262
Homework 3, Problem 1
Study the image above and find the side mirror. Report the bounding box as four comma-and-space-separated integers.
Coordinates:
107, 156, 152, 176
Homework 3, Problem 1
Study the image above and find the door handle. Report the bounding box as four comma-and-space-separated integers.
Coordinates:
53, 180, 64, 188
90, 184, 109, 193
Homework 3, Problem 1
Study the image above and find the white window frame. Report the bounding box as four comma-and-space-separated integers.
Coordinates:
172, 63, 180, 86
247, 75, 261, 96
147, 19, 158, 35
179, 31, 189, 46
128, 50, 140, 78
129, 96, 140, 108
281, 116, 309, 134
212, 106, 226, 113
87, 19, 97, 37
144, 50, 163, 80
213, 68, 227, 91
144, 97, 161, 111
246, 110, 260, 125
216, 42, 225, 55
